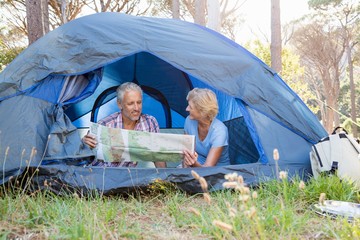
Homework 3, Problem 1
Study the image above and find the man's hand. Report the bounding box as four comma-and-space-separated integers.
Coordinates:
82, 132, 97, 149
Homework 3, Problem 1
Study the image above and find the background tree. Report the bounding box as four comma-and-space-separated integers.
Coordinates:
194, 0, 206, 25
1, 0, 153, 46
48, 0, 89, 26
0, 0, 28, 37
0, 26, 24, 71
172, 0, 180, 19
308, 0, 359, 136
151, 0, 244, 40
0, 9, 26, 69
338, 80, 360, 133
245, 40, 317, 113
207, 0, 220, 31
270, 0, 282, 73
26, 0, 49, 44
291, 18, 346, 132
1, 0, 87, 40
86, 0, 152, 15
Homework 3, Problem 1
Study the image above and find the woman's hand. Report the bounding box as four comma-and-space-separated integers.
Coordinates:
183, 149, 198, 167
183, 147, 225, 167
82, 132, 97, 149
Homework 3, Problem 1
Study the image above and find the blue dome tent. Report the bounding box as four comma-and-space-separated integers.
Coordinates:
0, 13, 327, 194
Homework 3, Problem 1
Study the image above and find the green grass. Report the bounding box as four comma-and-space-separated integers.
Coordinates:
1, 174, 360, 239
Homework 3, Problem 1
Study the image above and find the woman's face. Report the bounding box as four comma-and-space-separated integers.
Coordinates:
186, 100, 201, 120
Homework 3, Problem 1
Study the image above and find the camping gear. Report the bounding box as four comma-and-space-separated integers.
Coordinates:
310, 127, 360, 188
312, 200, 360, 222
0, 12, 328, 194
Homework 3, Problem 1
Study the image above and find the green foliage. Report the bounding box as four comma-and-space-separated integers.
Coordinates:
308, 0, 343, 10
145, 179, 180, 196
293, 0, 359, 130
244, 40, 319, 114
0, 45, 23, 71
0, 25, 25, 71
338, 78, 360, 132
342, 118, 360, 133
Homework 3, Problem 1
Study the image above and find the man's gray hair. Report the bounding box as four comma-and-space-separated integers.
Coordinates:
116, 82, 143, 103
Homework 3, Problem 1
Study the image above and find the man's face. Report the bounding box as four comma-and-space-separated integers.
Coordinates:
118, 90, 142, 122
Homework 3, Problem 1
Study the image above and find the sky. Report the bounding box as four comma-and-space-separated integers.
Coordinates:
235, 0, 311, 43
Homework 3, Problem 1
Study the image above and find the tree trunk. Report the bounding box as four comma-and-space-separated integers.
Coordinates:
325, 97, 336, 133
333, 101, 340, 128
194, 0, 206, 26
172, 0, 180, 19
26, 0, 49, 45
61, 0, 68, 24
270, 0, 282, 73
43, 0, 49, 33
318, 99, 326, 130
207, 0, 220, 31
347, 43, 357, 137
320, 69, 337, 133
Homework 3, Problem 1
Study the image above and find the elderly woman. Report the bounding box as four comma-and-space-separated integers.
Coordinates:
182, 88, 230, 167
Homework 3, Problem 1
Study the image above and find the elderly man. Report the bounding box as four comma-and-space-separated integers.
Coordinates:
83, 82, 166, 168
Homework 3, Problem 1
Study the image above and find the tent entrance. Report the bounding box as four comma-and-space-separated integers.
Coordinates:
66, 52, 193, 129
91, 85, 173, 128
62, 52, 261, 165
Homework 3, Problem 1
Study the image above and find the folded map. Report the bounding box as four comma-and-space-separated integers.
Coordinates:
90, 123, 195, 163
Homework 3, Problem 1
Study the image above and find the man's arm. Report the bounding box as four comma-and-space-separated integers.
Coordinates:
82, 132, 97, 149
154, 161, 167, 168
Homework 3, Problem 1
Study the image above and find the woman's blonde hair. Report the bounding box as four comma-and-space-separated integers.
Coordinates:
187, 88, 218, 120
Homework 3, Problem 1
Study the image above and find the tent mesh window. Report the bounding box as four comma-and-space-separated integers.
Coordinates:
224, 117, 259, 164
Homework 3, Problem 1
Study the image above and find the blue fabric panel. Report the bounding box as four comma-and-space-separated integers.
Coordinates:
189, 75, 242, 121
25, 75, 65, 103
134, 52, 191, 117
95, 98, 117, 122
62, 70, 103, 105
71, 111, 91, 128
25, 70, 102, 106
65, 73, 111, 120
248, 107, 313, 170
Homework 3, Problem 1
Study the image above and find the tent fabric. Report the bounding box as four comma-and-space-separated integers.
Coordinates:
8, 161, 309, 195
0, 12, 328, 194
0, 13, 325, 142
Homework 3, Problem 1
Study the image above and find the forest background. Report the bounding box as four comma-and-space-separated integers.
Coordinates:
0, 0, 359, 136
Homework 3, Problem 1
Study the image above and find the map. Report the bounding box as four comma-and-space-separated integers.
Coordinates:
90, 123, 195, 163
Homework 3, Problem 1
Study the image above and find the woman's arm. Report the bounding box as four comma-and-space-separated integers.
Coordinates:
202, 146, 224, 167
183, 147, 224, 167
